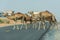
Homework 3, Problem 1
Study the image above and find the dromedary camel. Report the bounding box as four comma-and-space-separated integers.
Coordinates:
3, 13, 20, 30
24, 14, 32, 23
3, 11, 28, 30
11, 12, 33, 30
39, 10, 58, 29
20, 14, 33, 29
28, 11, 41, 30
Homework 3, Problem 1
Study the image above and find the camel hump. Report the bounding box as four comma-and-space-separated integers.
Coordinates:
45, 10, 52, 14
16, 12, 23, 14
45, 10, 49, 12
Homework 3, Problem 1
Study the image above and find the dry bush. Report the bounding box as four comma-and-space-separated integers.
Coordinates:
0, 18, 10, 24
0, 19, 4, 23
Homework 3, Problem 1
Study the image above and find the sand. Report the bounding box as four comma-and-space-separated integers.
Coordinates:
0, 18, 23, 27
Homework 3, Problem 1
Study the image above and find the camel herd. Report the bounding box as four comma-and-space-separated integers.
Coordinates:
2, 10, 58, 30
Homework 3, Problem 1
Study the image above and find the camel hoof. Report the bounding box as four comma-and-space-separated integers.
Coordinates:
33, 24, 35, 29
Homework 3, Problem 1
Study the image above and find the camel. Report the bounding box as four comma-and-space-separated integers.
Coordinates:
39, 10, 57, 25
24, 14, 32, 23
39, 10, 58, 29
14, 13, 33, 30
3, 12, 27, 30
3, 13, 20, 30
12, 12, 33, 30
19, 14, 33, 29
28, 11, 41, 30
13, 12, 25, 23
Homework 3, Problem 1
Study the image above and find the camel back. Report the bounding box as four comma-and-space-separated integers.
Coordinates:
40, 10, 57, 23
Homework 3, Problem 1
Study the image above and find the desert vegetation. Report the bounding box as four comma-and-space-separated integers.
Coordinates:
0, 18, 10, 24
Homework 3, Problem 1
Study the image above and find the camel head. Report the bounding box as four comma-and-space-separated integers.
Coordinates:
27, 11, 34, 17
3, 10, 15, 17
2, 12, 8, 17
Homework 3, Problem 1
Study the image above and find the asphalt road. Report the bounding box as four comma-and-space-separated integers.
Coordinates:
0, 22, 52, 40
41, 23, 60, 40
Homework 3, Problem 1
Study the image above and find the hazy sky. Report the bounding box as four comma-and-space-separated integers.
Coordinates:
0, 0, 60, 21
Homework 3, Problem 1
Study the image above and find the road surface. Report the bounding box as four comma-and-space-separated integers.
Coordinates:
0, 22, 59, 40
41, 23, 60, 40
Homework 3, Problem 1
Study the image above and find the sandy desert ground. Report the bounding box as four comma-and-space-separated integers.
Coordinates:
0, 17, 26, 27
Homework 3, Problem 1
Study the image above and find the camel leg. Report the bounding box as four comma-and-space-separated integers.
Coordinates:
50, 22, 53, 30
55, 22, 58, 30
16, 21, 19, 30
24, 21, 27, 30
20, 17, 24, 30
54, 22, 58, 30
52, 23, 56, 30
32, 21, 34, 29
13, 22, 16, 30
20, 20, 23, 30
13, 26, 15, 30
41, 21, 45, 30
34, 20, 37, 29
15, 18, 19, 30
33, 23, 35, 29
56, 24, 58, 30
25, 24, 27, 30
20, 18, 24, 30
42, 22, 45, 30
38, 21, 41, 30
16, 25, 19, 30
20, 24, 23, 30
35, 23, 36, 29
42, 16, 46, 30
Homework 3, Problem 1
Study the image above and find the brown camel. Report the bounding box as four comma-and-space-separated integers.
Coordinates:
24, 14, 33, 23
39, 10, 58, 29
13, 12, 25, 23
3, 12, 26, 30
28, 11, 41, 30
20, 14, 33, 29
3, 13, 20, 30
